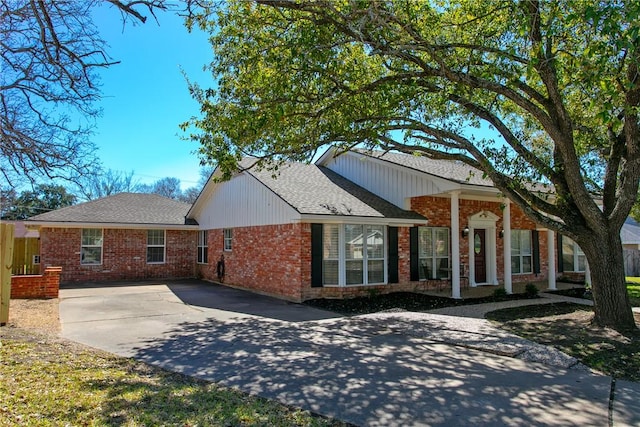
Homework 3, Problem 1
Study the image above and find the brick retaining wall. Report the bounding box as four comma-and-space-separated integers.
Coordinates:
11, 266, 62, 299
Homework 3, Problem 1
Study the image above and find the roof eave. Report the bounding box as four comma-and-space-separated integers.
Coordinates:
26, 220, 200, 230
298, 214, 428, 226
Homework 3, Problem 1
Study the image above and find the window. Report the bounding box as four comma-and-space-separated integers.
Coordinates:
418, 227, 450, 280
197, 230, 208, 264
323, 225, 339, 285
224, 229, 233, 251
147, 229, 165, 263
321, 223, 386, 286
562, 237, 586, 272
511, 230, 533, 274
81, 228, 102, 265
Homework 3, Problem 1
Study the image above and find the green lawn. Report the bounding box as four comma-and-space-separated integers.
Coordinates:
626, 277, 640, 306
0, 332, 344, 427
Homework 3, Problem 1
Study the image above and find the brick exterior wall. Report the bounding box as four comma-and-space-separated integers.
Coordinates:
199, 223, 307, 301
40, 227, 197, 283
11, 266, 61, 299
410, 196, 551, 285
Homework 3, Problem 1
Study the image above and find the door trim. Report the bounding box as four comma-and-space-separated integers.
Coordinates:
467, 210, 499, 286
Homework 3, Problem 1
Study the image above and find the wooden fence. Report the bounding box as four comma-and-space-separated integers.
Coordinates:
11, 237, 40, 275
624, 249, 640, 277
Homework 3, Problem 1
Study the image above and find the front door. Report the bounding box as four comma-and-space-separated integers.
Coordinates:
474, 229, 486, 283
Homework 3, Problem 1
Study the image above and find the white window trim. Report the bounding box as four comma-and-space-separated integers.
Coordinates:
223, 228, 233, 252
511, 230, 533, 275
324, 223, 387, 287
81, 228, 103, 265
147, 229, 166, 264
197, 230, 208, 264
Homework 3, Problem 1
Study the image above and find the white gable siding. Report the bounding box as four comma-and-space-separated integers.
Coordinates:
324, 153, 459, 208
195, 173, 301, 229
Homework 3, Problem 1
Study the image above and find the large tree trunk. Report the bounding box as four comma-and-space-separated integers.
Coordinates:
580, 230, 637, 332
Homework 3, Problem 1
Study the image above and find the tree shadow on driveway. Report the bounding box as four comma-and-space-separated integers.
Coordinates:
165, 280, 342, 322
131, 314, 611, 427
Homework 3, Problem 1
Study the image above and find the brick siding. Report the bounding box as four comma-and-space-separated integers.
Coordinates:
199, 223, 307, 301
411, 196, 550, 284
40, 227, 197, 283
11, 266, 61, 299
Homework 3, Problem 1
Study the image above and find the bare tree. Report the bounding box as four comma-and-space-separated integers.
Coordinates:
75, 168, 143, 201
0, 0, 171, 187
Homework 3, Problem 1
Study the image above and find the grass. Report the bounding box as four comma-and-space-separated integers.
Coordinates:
626, 277, 640, 306
0, 330, 345, 427
486, 303, 640, 382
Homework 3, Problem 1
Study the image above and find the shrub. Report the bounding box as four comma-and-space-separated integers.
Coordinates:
525, 283, 539, 297
493, 288, 508, 299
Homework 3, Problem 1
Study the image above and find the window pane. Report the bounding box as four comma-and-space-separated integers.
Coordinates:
435, 229, 449, 257
345, 225, 363, 260
81, 247, 101, 265
368, 260, 384, 283
82, 229, 102, 246
436, 257, 449, 279
511, 256, 521, 274
147, 247, 164, 263
224, 229, 233, 251
511, 231, 521, 255
578, 255, 586, 272
323, 225, 339, 259
366, 225, 384, 259
419, 259, 430, 280
521, 231, 532, 255
522, 255, 532, 273
346, 260, 363, 285
419, 228, 433, 257
148, 230, 164, 246
323, 260, 339, 285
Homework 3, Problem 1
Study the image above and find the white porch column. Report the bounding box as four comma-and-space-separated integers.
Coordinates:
503, 200, 512, 294
585, 262, 591, 286
547, 229, 557, 290
451, 191, 461, 299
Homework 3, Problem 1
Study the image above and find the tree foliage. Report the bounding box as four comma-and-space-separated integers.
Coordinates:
187, 0, 640, 330
1, 184, 76, 220
0, 0, 170, 187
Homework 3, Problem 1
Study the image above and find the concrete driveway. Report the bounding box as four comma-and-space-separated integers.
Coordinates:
59, 280, 639, 427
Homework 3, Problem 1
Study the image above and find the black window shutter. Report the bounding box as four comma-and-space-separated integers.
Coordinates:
557, 234, 564, 273
410, 227, 419, 281
388, 227, 399, 283
532, 230, 540, 274
311, 224, 323, 287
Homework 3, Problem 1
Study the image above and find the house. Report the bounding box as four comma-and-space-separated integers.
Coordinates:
189, 149, 583, 301
622, 217, 640, 276
26, 193, 198, 283
25, 149, 591, 301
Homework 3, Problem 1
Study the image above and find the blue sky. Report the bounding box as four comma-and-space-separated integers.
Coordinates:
92, 5, 213, 190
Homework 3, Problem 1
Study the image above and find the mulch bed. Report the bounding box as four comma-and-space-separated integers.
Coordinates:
304, 291, 540, 316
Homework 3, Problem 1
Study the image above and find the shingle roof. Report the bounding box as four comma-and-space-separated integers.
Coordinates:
360, 150, 494, 187
622, 217, 640, 245
26, 193, 194, 226
244, 160, 426, 220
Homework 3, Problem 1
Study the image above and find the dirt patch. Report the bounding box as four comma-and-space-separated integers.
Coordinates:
2, 298, 60, 334
487, 302, 640, 382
